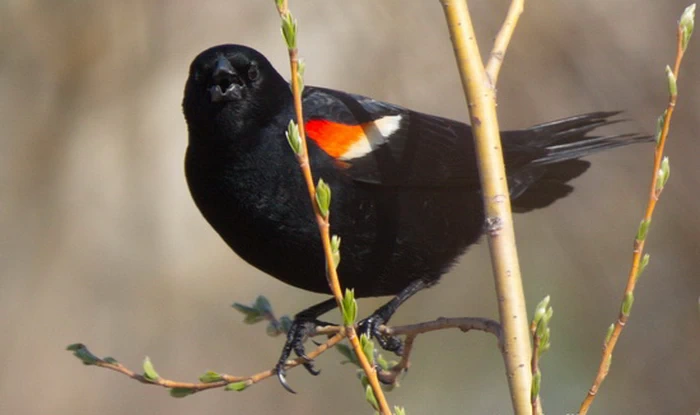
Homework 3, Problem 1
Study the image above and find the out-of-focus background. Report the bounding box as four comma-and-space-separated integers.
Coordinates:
2, 1, 698, 414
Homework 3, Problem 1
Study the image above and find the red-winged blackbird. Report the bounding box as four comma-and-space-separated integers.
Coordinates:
182, 44, 650, 391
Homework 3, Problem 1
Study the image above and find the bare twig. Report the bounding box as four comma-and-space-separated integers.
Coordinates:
439, 0, 531, 413
578, 5, 694, 414
274, 3, 391, 413
485, 0, 524, 84
68, 316, 502, 395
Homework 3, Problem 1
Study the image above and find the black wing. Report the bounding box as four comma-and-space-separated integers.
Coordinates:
303, 87, 651, 210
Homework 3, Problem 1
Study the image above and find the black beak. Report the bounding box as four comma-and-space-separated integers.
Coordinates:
213, 56, 235, 81
210, 56, 240, 103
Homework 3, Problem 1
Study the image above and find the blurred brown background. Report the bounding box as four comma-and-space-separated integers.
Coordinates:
1, 1, 698, 414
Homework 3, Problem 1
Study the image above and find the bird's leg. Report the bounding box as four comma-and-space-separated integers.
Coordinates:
275, 297, 337, 393
358, 279, 428, 356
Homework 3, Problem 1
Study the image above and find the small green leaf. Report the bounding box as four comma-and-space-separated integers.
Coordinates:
365, 384, 379, 411
680, 4, 696, 52
666, 65, 677, 96
199, 371, 223, 383
266, 321, 284, 337
394, 407, 407, 415
254, 295, 273, 315
621, 292, 635, 316
315, 179, 331, 218
225, 381, 249, 392
604, 323, 615, 345
66, 343, 101, 365
637, 219, 651, 241
280, 13, 297, 49
336, 343, 360, 366
376, 353, 390, 371
170, 387, 196, 398
142, 357, 160, 382
232, 298, 268, 324
279, 316, 293, 334
285, 120, 301, 155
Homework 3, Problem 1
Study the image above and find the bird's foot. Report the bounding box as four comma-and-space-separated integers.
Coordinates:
357, 311, 404, 356
274, 317, 332, 393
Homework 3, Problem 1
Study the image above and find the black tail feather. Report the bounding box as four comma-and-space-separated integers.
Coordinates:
508, 112, 652, 212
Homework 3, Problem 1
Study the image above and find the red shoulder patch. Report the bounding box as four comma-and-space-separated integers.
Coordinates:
305, 120, 367, 159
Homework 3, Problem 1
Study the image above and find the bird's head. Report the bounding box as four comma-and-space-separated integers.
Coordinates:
182, 44, 289, 141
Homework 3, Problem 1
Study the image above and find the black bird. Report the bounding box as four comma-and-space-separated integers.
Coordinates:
182, 44, 650, 390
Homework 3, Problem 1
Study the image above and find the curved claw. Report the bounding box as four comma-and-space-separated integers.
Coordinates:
276, 365, 297, 394
302, 361, 321, 376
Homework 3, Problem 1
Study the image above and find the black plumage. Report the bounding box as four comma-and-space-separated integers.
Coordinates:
182, 44, 651, 389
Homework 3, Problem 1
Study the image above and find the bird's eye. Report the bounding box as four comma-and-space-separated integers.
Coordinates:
248, 65, 259, 81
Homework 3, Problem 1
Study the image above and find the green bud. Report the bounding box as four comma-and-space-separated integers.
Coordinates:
315, 179, 331, 218
225, 381, 249, 392
666, 65, 677, 96
142, 357, 160, 382
655, 111, 666, 144
655, 168, 666, 193
331, 235, 341, 268
280, 13, 297, 49
636, 253, 650, 281
286, 120, 301, 155
170, 387, 196, 398
637, 219, 651, 242
199, 371, 223, 383
532, 295, 550, 327
297, 59, 306, 94
531, 370, 541, 400
360, 333, 375, 365
621, 292, 635, 316
341, 288, 357, 325
680, 4, 696, 52
604, 323, 615, 345
394, 407, 407, 415
66, 343, 101, 366
661, 157, 671, 187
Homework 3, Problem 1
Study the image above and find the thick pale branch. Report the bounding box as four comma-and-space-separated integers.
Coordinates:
439, 0, 531, 414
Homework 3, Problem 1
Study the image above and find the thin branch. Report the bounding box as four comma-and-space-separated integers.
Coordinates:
578, 6, 693, 413
485, 0, 524, 84
439, 0, 532, 414
274, 3, 391, 413
68, 316, 502, 395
